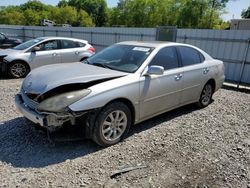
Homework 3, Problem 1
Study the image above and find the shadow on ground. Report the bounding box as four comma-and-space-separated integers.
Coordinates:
0, 103, 199, 168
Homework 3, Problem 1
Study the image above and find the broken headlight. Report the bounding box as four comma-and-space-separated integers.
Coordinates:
37, 89, 91, 112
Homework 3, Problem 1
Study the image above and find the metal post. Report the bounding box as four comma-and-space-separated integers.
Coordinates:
237, 38, 250, 88
115, 32, 117, 43
32, 29, 35, 39
90, 31, 93, 44
183, 35, 187, 43
22, 26, 25, 41
140, 34, 143, 41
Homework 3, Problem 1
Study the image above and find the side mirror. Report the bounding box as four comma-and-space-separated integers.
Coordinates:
145, 65, 164, 75
32, 46, 41, 52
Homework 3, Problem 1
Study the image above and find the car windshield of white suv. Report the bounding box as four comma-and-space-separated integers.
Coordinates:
13, 38, 43, 50
85, 44, 154, 73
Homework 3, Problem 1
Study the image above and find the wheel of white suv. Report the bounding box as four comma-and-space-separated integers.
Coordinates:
8, 61, 29, 78
93, 102, 132, 147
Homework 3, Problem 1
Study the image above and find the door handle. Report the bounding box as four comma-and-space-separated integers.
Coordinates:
203, 67, 209, 74
52, 53, 58, 57
75, 51, 79, 55
174, 74, 183, 81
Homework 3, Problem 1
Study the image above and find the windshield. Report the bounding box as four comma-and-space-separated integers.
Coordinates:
13, 38, 44, 50
85, 44, 154, 73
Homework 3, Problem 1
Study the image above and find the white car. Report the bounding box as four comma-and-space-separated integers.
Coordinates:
0, 37, 95, 78
15, 41, 225, 146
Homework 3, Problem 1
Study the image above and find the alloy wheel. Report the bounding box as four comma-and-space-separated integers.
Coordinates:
101, 110, 127, 141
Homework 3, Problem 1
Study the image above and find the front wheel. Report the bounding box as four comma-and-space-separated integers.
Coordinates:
92, 102, 132, 147
8, 62, 29, 78
197, 83, 213, 108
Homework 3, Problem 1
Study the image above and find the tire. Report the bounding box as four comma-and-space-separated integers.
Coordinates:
197, 82, 213, 108
8, 61, 29, 78
92, 102, 132, 147
80, 57, 88, 62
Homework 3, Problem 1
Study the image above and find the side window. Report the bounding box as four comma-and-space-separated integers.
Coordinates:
37, 40, 59, 51
77, 42, 86, 47
61, 40, 79, 49
149, 47, 179, 70
178, 46, 203, 66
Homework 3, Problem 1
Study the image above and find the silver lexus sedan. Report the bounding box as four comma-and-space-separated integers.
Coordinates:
0, 37, 95, 78
15, 41, 225, 146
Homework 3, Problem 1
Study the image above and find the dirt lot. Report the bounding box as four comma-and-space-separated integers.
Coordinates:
0, 78, 249, 188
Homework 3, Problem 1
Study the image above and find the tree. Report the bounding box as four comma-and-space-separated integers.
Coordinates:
77, 10, 95, 26
58, 0, 68, 7
241, 6, 250, 18
0, 9, 25, 25
50, 6, 77, 25
67, 0, 108, 26
108, 0, 229, 29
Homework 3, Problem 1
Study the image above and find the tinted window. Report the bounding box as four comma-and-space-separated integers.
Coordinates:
61, 40, 79, 49
78, 42, 86, 47
37, 40, 59, 51
178, 46, 202, 66
149, 47, 179, 70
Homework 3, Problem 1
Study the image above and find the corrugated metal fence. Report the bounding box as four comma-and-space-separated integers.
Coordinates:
0, 25, 249, 86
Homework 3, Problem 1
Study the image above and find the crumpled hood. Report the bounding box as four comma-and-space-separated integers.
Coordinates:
22, 62, 127, 94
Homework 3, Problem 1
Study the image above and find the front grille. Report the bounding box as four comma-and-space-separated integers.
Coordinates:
21, 89, 39, 110
26, 93, 39, 101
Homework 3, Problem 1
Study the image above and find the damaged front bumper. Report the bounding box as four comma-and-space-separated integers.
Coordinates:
15, 94, 86, 132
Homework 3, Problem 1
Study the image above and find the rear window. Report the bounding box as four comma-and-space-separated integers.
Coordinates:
61, 40, 79, 49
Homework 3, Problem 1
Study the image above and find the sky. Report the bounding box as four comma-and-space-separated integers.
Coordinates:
0, 0, 249, 21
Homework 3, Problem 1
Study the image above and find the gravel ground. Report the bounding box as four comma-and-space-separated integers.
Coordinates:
0, 78, 249, 188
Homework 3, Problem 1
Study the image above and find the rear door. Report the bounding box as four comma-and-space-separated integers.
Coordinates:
28, 40, 62, 69
139, 46, 183, 120
176, 46, 209, 104
60, 40, 84, 63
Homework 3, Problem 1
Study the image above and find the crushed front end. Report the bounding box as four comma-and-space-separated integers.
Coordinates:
15, 88, 88, 132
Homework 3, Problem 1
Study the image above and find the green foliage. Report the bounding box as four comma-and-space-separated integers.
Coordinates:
241, 6, 250, 18
0, 0, 94, 26
77, 10, 95, 27
67, 0, 108, 26
0, 0, 230, 29
108, 0, 230, 29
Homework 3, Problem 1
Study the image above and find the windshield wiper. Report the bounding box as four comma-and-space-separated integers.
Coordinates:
92, 62, 116, 70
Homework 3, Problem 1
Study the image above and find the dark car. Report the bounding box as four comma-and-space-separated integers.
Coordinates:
0, 32, 22, 49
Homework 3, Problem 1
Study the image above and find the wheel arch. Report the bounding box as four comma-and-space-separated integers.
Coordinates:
104, 98, 136, 125
9, 59, 30, 71
205, 78, 216, 93
80, 56, 88, 62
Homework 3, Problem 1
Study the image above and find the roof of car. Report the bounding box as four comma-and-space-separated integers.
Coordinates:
117, 41, 176, 48
36, 36, 88, 43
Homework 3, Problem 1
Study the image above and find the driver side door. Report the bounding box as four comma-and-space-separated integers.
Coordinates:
139, 46, 183, 120
28, 40, 62, 69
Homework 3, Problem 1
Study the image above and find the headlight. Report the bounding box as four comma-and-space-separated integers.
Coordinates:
37, 89, 91, 112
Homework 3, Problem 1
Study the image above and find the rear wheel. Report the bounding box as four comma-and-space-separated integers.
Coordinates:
8, 61, 29, 78
197, 83, 213, 108
92, 102, 131, 147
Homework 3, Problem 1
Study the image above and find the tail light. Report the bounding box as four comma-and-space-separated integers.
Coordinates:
88, 46, 95, 53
